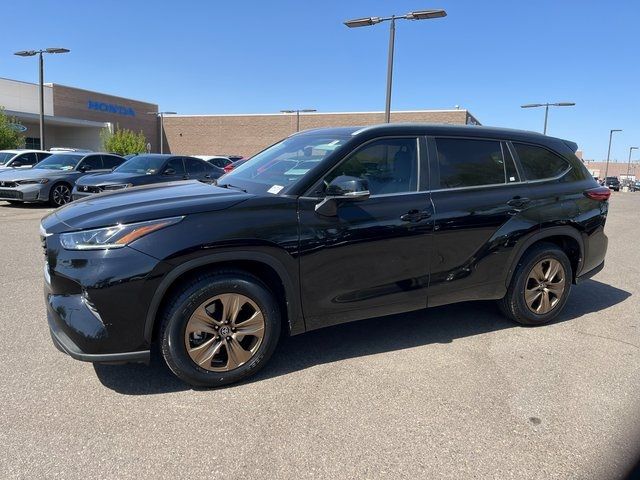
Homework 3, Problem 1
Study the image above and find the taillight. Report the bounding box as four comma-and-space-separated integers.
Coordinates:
224, 165, 234, 173
584, 186, 611, 201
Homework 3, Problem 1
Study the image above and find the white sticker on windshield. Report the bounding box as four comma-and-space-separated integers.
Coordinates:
267, 185, 284, 194
509, 176, 516, 182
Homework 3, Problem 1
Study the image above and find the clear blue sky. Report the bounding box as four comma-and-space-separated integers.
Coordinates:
3, 0, 638, 161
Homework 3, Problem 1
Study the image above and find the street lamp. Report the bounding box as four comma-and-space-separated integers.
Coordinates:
520, 102, 575, 135
604, 129, 622, 179
344, 9, 447, 123
626, 146, 638, 180
14, 47, 70, 150
147, 111, 177, 154
280, 109, 317, 132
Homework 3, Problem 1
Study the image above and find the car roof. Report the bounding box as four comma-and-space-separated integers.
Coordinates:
294, 123, 569, 145
0, 149, 49, 154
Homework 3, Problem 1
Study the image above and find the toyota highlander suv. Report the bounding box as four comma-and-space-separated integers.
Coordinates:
40, 124, 609, 387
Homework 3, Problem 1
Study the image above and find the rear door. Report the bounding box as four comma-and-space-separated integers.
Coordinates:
427, 136, 536, 306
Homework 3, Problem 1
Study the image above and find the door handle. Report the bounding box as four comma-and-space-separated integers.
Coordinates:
507, 197, 531, 208
400, 209, 432, 223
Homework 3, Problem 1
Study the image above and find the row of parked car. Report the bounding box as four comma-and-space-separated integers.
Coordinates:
0, 149, 246, 207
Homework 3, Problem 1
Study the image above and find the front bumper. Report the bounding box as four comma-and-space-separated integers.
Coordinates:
0, 184, 49, 202
71, 187, 94, 201
43, 231, 170, 362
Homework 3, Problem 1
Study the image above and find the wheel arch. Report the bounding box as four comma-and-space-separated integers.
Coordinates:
505, 226, 584, 287
144, 251, 305, 344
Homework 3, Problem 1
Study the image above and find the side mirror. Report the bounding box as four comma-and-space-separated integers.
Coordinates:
11, 161, 22, 167
315, 175, 370, 216
79, 164, 92, 172
164, 167, 176, 176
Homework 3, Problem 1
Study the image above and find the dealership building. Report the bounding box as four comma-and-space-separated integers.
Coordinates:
0, 77, 158, 151
1, 76, 482, 157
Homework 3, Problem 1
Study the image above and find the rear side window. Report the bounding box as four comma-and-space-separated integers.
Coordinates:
435, 138, 506, 189
512, 143, 571, 180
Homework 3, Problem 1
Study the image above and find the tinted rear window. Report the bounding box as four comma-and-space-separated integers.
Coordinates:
513, 143, 571, 180
435, 138, 506, 189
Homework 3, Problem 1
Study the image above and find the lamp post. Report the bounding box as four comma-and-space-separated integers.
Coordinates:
344, 9, 447, 123
147, 111, 177, 154
14, 48, 70, 150
520, 102, 575, 135
280, 109, 317, 132
604, 129, 622, 179
626, 146, 638, 180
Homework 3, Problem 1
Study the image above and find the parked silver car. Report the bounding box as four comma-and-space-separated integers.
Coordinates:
0, 149, 51, 170
0, 152, 125, 206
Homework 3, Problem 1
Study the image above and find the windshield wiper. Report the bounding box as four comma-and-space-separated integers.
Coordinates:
217, 183, 247, 193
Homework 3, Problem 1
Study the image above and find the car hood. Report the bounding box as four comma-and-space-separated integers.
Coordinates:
76, 171, 148, 186
42, 180, 253, 233
0, 168, 74, 181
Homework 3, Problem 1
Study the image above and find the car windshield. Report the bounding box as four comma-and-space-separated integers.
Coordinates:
0, 152, 16, 165
33, 154, 81, 171
221, 133, 349, 193
114, 155, 166, 174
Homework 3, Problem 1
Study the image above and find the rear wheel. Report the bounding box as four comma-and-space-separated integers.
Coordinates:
499, 243, 572, 325
49, 183, 72, 207
159, 270, 281, 387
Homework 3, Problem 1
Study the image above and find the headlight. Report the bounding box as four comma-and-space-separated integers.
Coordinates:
17, 178, 49, 185
59, 216, 184, 250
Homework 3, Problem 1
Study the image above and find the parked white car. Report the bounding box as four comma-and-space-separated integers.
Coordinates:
0, 149, 51, 170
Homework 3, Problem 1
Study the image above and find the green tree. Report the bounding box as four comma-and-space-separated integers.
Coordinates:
101, 127, 147, 155
0, 107, 25, 150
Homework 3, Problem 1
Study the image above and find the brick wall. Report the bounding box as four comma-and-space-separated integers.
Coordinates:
163, 110, 475, 158
52, 84, 159, 150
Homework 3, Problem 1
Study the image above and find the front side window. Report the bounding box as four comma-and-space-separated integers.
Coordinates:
324, 137, 418, 196
16, 152, 38, 166
185, 158, 205, 175
435, 138, 506, 189
79, 155, 103, 171
165, 157, 186, 175
512, 143, 571, 180
102, 155, 124, 169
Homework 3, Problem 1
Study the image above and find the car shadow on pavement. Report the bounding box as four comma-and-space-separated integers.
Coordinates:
0, 201, 50, 209
93, 279, 630, 395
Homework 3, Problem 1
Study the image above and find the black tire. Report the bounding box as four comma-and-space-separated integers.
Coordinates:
498, 242, 572, 325
49, 183, 72, 207
159, 270, 281, 387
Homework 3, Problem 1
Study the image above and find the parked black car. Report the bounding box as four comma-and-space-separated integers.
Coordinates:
41, 124, 609, 387
72, 154, 224, 200
603, 176, 620, 191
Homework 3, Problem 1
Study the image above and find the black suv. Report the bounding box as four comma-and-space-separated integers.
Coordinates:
603, 176, 620, 191
41, 124, 610, 387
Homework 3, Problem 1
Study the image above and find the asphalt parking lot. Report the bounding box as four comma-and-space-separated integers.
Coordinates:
1, 194, 639, 480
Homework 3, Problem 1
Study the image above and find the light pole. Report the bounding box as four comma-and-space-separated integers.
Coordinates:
147, 111, 177, 154
344, 9, 447, 123
280, 109, 317, 132
604, 129, 622, 179
626, 146, 638, 180
14, 48, 70, 150
520, 102, 575, 135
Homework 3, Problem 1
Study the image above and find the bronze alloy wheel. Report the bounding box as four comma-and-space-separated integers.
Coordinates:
524, 258, 566, 315
184, 293, 265, 372
52, 184, 72, 206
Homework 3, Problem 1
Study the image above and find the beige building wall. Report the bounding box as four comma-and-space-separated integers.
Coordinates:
163, 109, 479, 158
582, 161, 640, 180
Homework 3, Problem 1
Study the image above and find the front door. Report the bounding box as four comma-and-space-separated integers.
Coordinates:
298, 136, 434, 330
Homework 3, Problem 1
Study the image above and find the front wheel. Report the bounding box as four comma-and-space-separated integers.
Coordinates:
159, 270, 281, 387
49, 183, 72, 207
499, 243, 572, 325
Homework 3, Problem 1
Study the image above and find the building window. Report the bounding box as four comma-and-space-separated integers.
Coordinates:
25, 137, 41, 149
